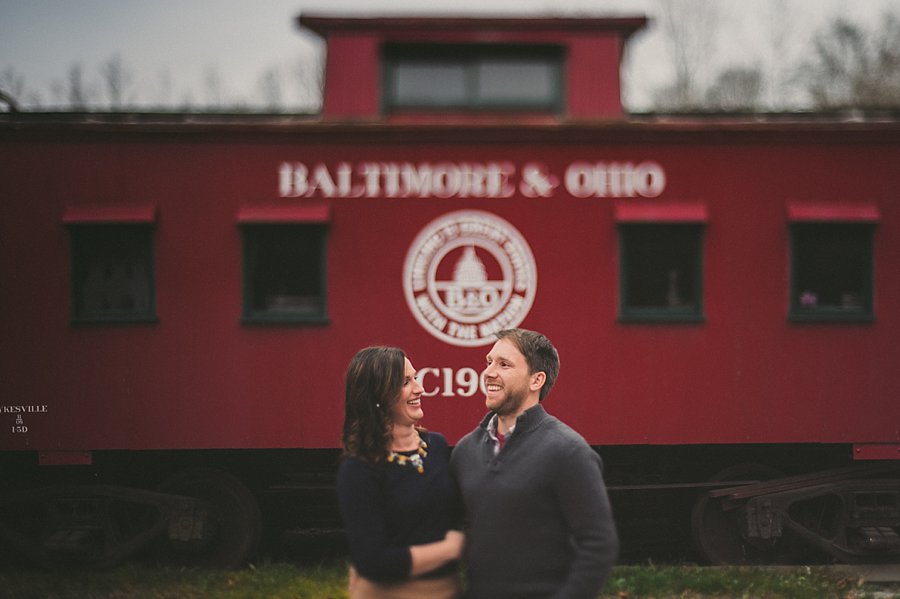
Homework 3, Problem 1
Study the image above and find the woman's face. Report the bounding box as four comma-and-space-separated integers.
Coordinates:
390, 357, 424, 426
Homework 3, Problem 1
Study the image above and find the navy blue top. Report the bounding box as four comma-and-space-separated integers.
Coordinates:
336, 431, 461, 582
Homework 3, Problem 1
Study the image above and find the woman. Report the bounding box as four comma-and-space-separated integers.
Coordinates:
337, 346, 464, 599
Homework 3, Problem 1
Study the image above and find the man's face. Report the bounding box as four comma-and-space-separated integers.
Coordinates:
482, 338, 534, 416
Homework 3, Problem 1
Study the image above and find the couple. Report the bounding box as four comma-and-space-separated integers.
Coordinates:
337, 328, 619, 599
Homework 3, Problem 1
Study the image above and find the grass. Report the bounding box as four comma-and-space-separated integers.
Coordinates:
0, 561, 894, 599
604, 564, 880, 598
0, 562, 347, 599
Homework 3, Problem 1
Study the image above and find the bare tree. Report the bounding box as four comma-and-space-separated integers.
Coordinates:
874, 12, 900, 104
155, 66, 174, 107
49, 79, 67, 108
0, 67, 27, 109
294, 49, 324, 111
258, 66, 283, 111
204, 64, 225, 108
68, 63, 90, 109
761, 0, 795, 109
705, 66, 763, 111
653, 0, 720, 110
800, 11, 900, 109
179, 90, 196, 112
100, 54, 134, 109
0, 89, 20, 112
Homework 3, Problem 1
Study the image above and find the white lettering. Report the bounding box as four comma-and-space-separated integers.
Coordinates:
278, 161, 666, 199
0, 405, 49, 414
635, 161, 666, 197
519, 162, 556, 197
565, 162, 593, 198
411, 231, 446, 290
308, 163, 337, 197
418, 368, 441, 397
415, 294, 448, 331
278, 162, 307, 197
478, 295, 526, 338
359, 162, 382, 197
336, 162, 362, 197
564, 161, 666, 198
446, 321, 478, 340
432, 162, 461, 198
504, 241, 532, 292
417, 367, 484, 398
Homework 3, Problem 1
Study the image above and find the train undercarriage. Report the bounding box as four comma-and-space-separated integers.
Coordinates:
689, 462, 900, 564
0, 446, 897, 569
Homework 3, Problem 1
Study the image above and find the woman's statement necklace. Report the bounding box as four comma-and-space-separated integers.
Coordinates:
387, 436, 428, 474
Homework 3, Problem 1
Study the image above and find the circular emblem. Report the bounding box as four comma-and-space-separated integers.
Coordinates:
403, 210, 537, 347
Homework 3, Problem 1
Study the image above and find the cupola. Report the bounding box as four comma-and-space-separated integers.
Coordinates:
298, 15, 647, 121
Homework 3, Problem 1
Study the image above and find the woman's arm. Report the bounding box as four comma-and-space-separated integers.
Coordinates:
409, 529, 465, 577
337, 458, 412, 581
338, 457, 464, 581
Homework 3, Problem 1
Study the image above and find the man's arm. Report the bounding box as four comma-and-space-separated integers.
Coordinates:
551, 442, 619, 599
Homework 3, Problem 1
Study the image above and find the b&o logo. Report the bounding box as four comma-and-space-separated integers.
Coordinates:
403, 210, 537, 347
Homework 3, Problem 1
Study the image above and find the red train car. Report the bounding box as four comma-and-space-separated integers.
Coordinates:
1, 15, 898, 567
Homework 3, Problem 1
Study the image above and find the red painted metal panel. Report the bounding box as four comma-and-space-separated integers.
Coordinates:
567, 35, 624, 119
787, 202, 880, 222
62, 204, 156, 223
321, 35, 381, 119
614, 202, 708, 222
854, 444, 900, 460
1, 126, 899, 455
236, 204, 330, 223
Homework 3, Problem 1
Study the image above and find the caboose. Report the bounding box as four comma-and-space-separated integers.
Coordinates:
1, 14, 898, 568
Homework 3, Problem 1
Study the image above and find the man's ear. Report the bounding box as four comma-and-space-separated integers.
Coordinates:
530, 371, 546, 392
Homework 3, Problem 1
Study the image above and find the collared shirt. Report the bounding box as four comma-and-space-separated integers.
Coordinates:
486, 413, 515, 455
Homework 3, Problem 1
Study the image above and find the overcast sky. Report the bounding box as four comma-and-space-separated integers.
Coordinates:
1, 0, 897, 111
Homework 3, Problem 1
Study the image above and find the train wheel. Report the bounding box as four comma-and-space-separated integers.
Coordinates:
154, 468, 261, 568
691, 463, 806, 565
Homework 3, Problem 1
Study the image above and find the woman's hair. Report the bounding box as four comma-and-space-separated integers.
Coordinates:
342, 346, 406, 462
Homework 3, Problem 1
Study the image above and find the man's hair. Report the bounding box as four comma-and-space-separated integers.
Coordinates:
495, 328, 559, 401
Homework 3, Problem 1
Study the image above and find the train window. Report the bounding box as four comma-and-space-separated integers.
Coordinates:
241, 224, 328, 324
789, 223, 874, 322
69, 224, 157, 324
383, 44, 563, 112
618, 224, 704, 323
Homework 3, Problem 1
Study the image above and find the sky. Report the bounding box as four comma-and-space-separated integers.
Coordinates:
1, 0, 898, 111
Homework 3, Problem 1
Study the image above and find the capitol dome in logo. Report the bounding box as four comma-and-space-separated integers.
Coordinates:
403, 210, 537, 347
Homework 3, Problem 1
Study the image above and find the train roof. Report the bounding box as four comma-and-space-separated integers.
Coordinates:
2, 110, 900, 143
297, 15, 650, 35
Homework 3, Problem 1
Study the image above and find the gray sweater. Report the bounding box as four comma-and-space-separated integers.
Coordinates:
450, 405, 618, 599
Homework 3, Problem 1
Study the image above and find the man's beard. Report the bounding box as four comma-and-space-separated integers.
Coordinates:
491, 386, 528, 417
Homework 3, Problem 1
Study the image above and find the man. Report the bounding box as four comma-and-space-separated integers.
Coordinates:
450, 328, 618, 599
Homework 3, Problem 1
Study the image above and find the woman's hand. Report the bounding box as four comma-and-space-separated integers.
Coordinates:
444, 530, 465, 559
408, 529, 466, 576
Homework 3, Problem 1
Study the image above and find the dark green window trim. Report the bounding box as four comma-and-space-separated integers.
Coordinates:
788, 222, 875, 323
618, 223, 705, 324
382, 43, 565, 113
240, 223, 329, 325
68, 223, 158, 325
